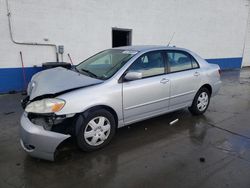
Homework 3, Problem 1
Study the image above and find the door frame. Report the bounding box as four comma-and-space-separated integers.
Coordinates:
111, 27, 132, 47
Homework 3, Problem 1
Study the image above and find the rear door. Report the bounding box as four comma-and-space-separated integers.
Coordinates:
165, 50, 201, 110
122, 51, 170, 124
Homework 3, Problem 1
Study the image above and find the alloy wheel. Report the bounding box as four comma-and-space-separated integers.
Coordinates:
84, 116, 111, 146
197, 92, 209, 111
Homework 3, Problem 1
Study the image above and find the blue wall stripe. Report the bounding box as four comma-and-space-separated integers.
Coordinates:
0, 67, 43, 93
0, 57, 243, 93
206, 57, 242, 69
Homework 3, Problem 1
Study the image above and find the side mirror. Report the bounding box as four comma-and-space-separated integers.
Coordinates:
124, 71, 142, 81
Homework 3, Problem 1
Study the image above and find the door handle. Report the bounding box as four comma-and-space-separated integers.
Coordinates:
160, 78, 169, 84
194, 72, 200, 76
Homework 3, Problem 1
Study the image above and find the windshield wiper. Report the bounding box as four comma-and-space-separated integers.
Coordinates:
80, 68, 98, 78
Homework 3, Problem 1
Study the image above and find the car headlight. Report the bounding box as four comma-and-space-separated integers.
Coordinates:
25, 98, 65, 114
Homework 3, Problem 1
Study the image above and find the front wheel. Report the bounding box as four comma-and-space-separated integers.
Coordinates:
76, 109, 116, 151
189, 87, 210, 115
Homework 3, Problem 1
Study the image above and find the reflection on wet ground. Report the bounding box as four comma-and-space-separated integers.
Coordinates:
0, 68, 250, 188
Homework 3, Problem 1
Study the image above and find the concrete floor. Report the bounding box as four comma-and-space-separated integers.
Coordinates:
1, 69, 250, 188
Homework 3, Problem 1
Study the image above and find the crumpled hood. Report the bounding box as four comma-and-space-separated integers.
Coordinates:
28, 67, 103, 100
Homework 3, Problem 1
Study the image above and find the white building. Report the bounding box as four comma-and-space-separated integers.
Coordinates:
0, 0, 250, 93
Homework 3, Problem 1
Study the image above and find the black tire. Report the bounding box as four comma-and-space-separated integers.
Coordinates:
188, 87, 211, 115
75, 109, 116, 151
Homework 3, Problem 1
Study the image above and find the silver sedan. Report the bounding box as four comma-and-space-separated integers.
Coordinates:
20, 46, 221, 161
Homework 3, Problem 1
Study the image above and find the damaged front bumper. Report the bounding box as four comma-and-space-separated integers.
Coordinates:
20, 112, 71, 161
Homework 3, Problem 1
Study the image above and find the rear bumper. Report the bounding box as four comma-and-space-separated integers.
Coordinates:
20, 113, 71, 161
212, 80, 222, 97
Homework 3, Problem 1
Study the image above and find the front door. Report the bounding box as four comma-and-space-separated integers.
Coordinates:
122, 51, 170, 124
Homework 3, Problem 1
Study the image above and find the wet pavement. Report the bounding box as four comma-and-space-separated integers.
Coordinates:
0, 68, 250, 188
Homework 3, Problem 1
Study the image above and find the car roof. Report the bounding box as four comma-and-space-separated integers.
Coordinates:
113, 45, 188, 52
112, 45, 208, 68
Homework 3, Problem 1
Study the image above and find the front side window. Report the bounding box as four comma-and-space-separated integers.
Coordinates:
167, 51, 193, 72
128, 51, 165, 78
76, 49, 137, 80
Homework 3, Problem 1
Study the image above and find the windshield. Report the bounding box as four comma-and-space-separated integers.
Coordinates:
75, 49, 138, 80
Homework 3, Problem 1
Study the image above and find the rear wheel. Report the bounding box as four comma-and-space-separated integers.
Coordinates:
76, 109, 116, 151
189, 87, 210, 115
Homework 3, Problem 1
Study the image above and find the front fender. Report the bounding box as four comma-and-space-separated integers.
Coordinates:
55, 82, 123, 122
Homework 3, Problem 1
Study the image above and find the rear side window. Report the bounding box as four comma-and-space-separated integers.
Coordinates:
191, 57, 199, 68
167, 51, 199, 72
129, 51, 165, 78
166, 51, 193, 72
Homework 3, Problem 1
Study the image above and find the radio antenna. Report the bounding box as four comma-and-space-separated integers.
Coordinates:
167, 32, 175, 47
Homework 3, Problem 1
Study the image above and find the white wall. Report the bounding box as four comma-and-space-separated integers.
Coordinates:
243, 3, 250, 67
0, 0, 249, 68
